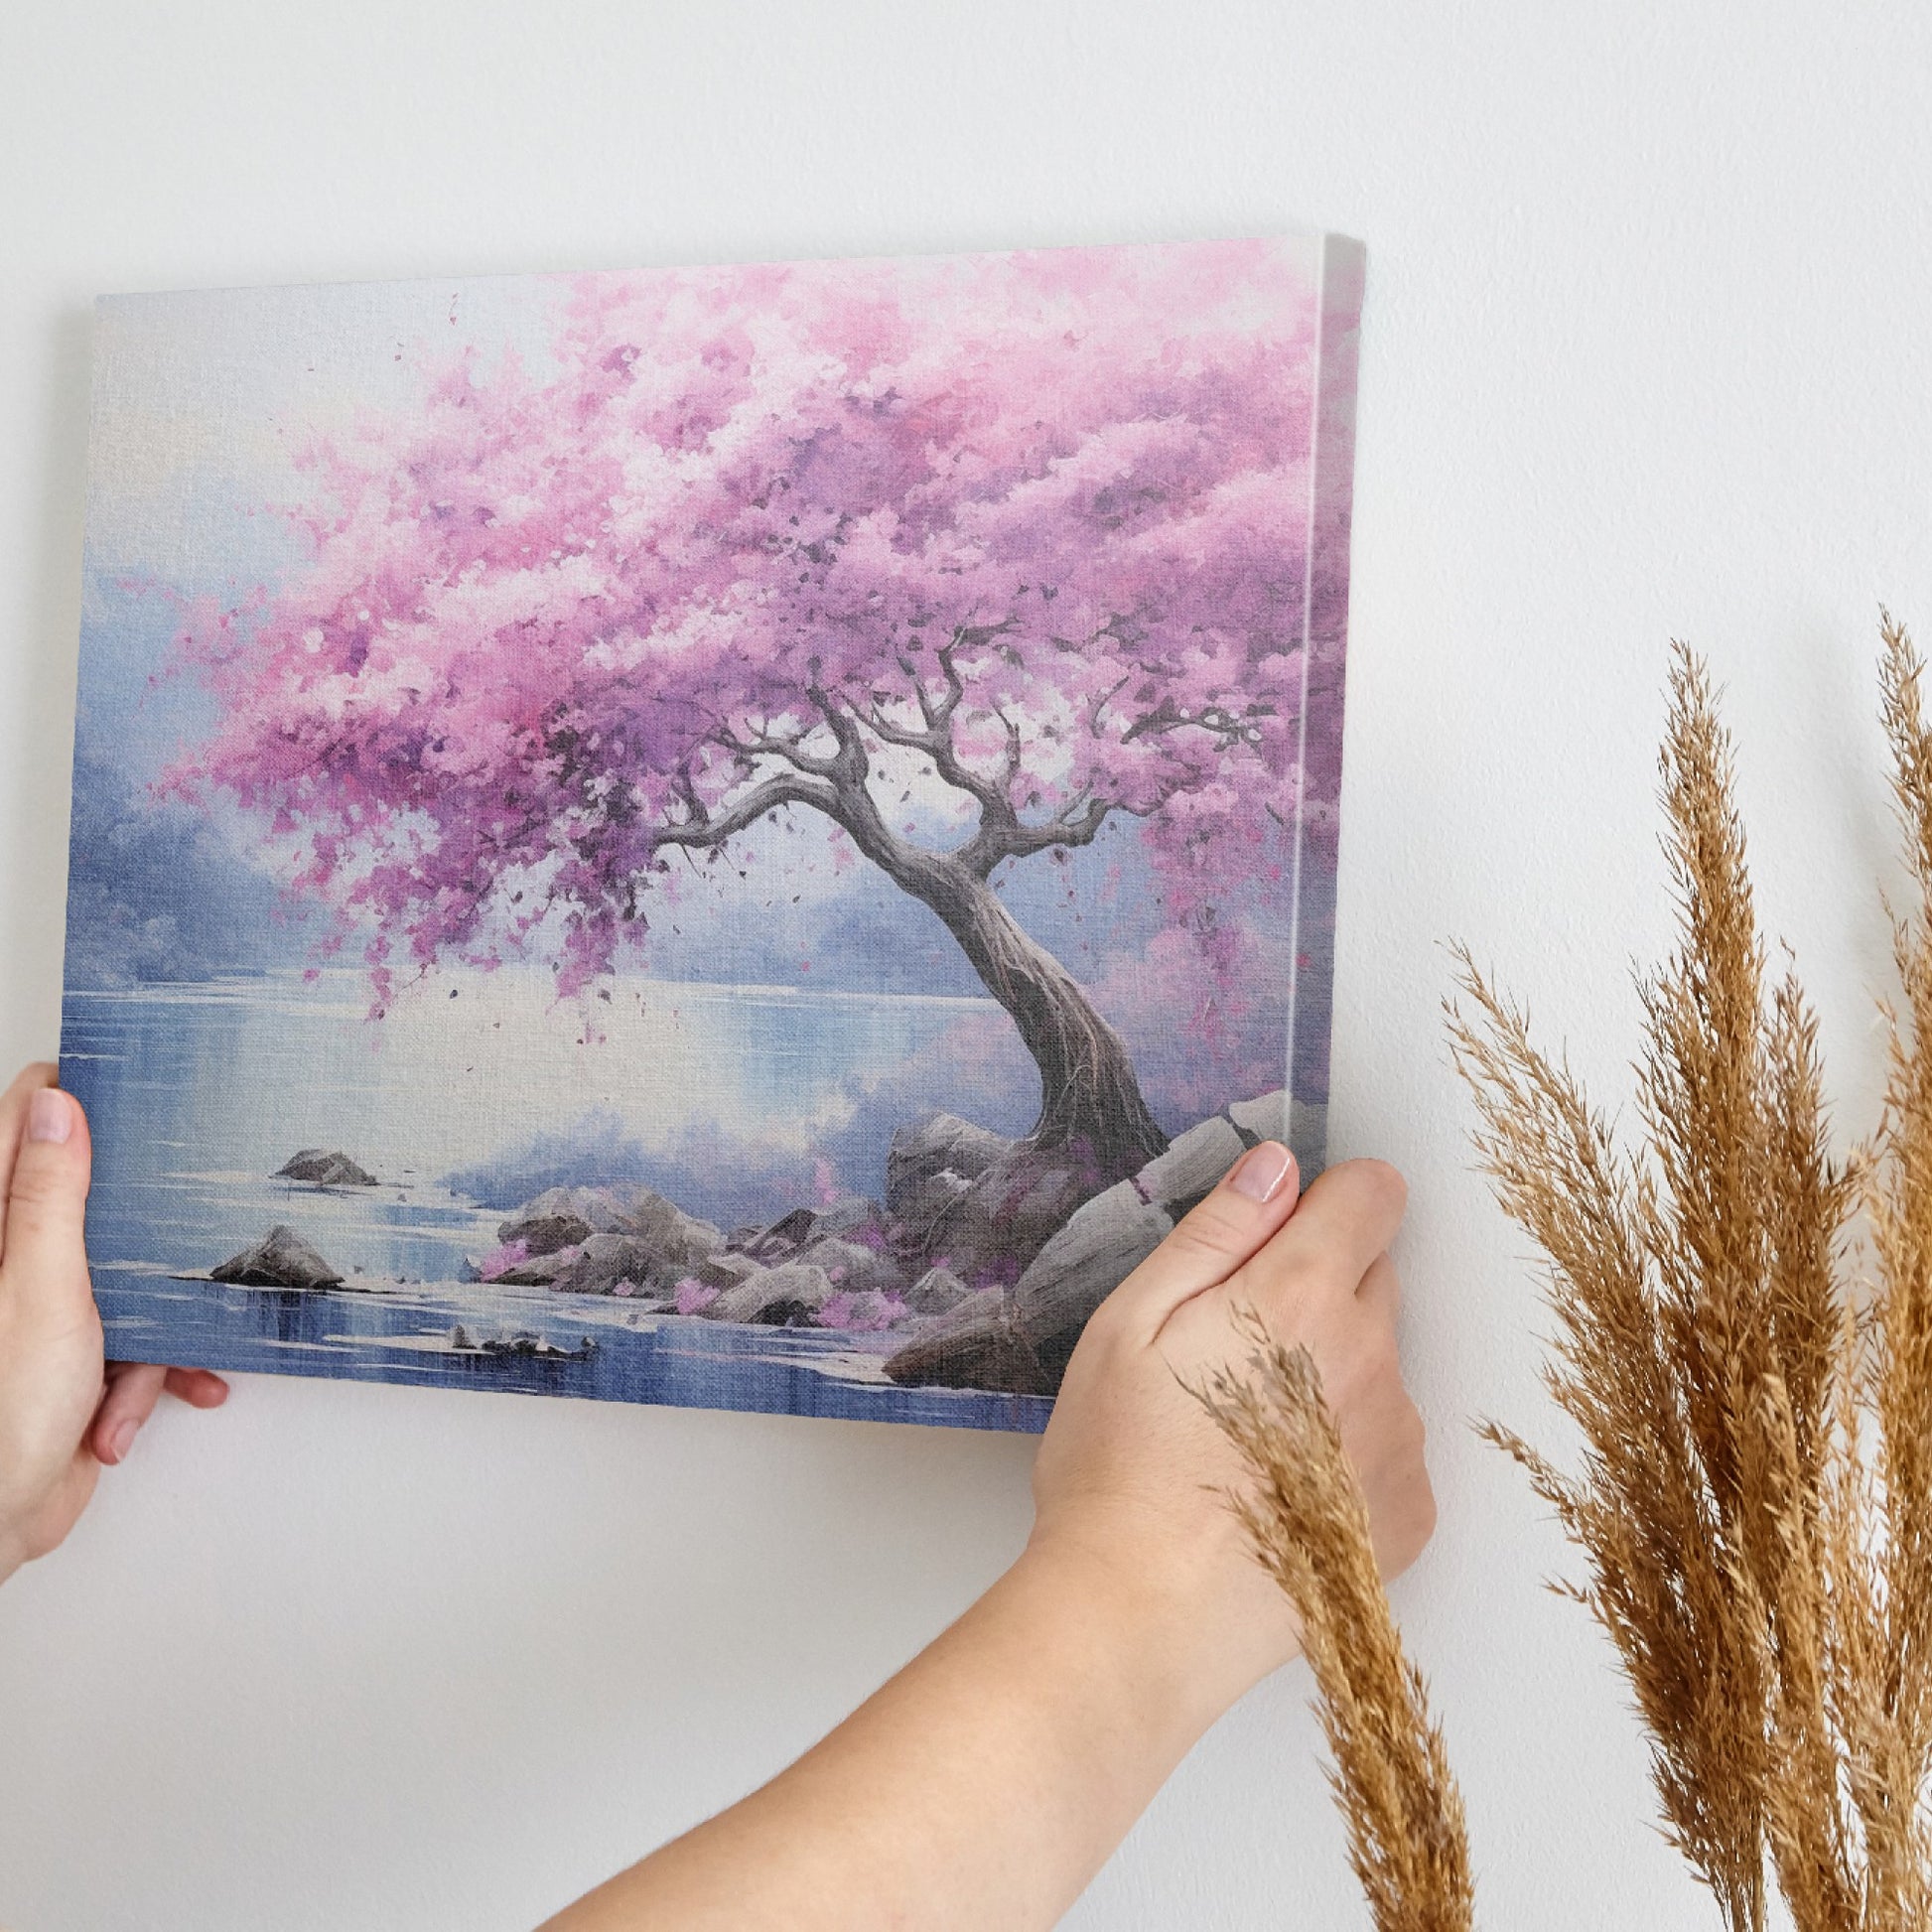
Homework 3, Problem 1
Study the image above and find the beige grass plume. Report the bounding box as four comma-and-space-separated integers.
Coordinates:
1200, 619, 1932, 1929
1447, 617, 1932, 1929
1199, 1313, 1475, 1932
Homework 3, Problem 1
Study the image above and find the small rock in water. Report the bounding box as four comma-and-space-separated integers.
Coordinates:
210, 1224, 345, 1291
477, 1329, 596, 1360
276, 1149, 378, 1188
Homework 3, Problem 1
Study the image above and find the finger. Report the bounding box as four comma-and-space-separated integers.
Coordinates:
0, 1062, 60, 1263
163, 1366, 230, 1409
1103, 1141, 1302, 1335
1237, 1159, 1408, 1310
93, 1362, 167, 1465
2, 1085, 94, 1325
1355, 1252, 1402, 1321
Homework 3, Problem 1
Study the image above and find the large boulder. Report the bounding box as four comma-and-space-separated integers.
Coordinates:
885, 1114, 1015, 1228
1134, 1115, 1246, 1210
921, 1150, 1096, 1286
1227, 1090, 1287, 1145
707, 1261, 837, 1326
498, 1185, 632, 1256
276, 1149, 377, 1187
210, 1223, 345, 1290
618, 1190, 723, 1276
1009, 1181, 1175, 1376
885, 1294, 1052, 1396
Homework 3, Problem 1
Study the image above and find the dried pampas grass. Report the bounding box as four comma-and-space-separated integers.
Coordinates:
1209, 617, 1932, 1931
1200, 1316, 1475, 1932
1447, 616, 1932, 1930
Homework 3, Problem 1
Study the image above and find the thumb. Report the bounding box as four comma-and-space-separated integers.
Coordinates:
2, 1085, 94, 1312
1099, 1141, 1303, 1338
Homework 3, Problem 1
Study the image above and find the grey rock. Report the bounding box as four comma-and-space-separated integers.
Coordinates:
491, 1245, 583, 1288
1011, 1181, 1174, 1372
548, 1233, 669, 1297
693, 1250, 760, 1292
1227, 1090, 1288, 1144
902, 1264, 973, 1316
707, 1261, 837, 1325
210, 1223, 345, 1291
925, 1153, 1093, 1284
498, 1183, 721, 1273
890, 1168, 974, 1238
1135, 1116, 1246, 1209
498, 1186, 629, 1256
810, 1195, 882, 1240
619, 1190, 724, 1273
1287, 1098, 1329, 1176
819, 1288, 910, 1331
885, 1114, 1014, 1223
276, 1148, 377, 1187
736, 1204, 821, 1260
885, 1299, 1051, 1395
798, 1236, 904, 1296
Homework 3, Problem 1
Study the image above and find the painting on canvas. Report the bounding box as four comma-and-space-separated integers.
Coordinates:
60, 234, 1363, 1432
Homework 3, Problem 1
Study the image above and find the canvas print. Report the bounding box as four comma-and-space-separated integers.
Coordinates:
59, 234, 1363, 1433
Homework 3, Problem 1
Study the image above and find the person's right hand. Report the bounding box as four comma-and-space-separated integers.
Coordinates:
539, 1142, 1435, 1932
1028, 1142, 1435, 1725
0, 1063, 228, 1585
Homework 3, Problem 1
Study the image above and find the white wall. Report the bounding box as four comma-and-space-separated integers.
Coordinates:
3, 3, 1928, 1925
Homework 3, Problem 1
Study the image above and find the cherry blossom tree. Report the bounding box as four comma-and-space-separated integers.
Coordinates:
172, 241, 1333, 1179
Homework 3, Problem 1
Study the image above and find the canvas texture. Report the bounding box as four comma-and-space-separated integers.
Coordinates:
59, 234, 1363, 1433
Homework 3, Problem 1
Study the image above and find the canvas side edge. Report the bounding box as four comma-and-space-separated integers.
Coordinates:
1283, 233, 1366, 1179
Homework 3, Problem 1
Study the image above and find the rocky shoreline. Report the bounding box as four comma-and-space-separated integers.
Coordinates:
206, 1090, 1289, 1396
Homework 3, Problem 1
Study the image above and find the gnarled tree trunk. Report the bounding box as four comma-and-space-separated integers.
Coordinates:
664, 702, 1173, 1181
893, 853, 1170, 1179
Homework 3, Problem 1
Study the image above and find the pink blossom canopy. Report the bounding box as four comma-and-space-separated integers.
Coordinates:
172, 240, 1333, 1008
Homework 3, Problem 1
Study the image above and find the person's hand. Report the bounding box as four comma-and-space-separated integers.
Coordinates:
0, 1063, 228, 1584
540, 1142, 1435, 1932
1028, 1143, 1435, 1725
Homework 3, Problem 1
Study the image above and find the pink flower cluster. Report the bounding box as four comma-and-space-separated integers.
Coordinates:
169, 241, 1334, 1012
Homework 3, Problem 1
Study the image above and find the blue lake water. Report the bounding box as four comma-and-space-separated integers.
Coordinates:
61, 973, 1053, 1435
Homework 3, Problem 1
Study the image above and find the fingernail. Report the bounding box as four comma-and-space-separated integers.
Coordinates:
1230, 1142, 1295, 1203
107, 1418, 138, 1463
27, 1089, 72, 1145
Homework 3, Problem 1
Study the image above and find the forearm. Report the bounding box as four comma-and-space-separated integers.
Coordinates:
542, 1542, 1237, 1932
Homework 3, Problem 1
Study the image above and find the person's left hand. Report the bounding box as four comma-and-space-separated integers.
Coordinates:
0, 1062, 227, 1584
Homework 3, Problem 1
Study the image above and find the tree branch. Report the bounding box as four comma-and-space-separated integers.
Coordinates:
714, 719, 844, 779
653, 770, 845, 854
1120, 697, 1271, 749
953, 792, 1125, 878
